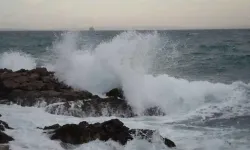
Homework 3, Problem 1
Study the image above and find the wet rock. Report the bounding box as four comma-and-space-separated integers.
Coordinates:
0, 68, 166, 117
81, 97, 135, 117
0, 121, 13, 130
0, 131, 14, 144
30, 68, 49, 76
44, 119, 176, 148
163, 138, 176, 148
0, 68, 12, 74
106, 88, 124, 99
0, 125, 4, 131
46, 119, 132, 145
44, 124, 61, 130
0, 67, 93, 105
78, 121, 89, 128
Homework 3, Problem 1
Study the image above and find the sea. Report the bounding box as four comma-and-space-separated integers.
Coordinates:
0, 29, 250, 150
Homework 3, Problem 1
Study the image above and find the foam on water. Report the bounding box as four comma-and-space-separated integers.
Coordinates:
1, 104, 249, 150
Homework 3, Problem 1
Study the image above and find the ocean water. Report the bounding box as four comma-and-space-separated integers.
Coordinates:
0, 30, 250, 150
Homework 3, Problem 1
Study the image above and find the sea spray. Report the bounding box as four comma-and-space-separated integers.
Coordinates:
50, 31, 250, 117
0, 51, 36, 71
0, 31, 249, 118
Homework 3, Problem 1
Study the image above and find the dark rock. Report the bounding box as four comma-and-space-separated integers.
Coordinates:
44, 124, 61, 130
164, 137, 176, 148
31, 68, 48, 76
0, 68, 12, 74
78, 121, 89, 128
106, 88, 124, 99
44, 119, 175, 148
0, 125, 4, 131
16, 69, 27, 73
0, 120, 13, 130
1, 80, 19, 89
0, 131, 14, 144
29, 73, 40, 81
0, 114, 1, 117
0, 72, 20, 80
81, 97, 135, 117
0, 68, 166, 118
20, 81, 45, 91
47, 119, 132, 145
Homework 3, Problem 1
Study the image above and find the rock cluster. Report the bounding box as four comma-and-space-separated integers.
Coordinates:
0, 67, 176, 148
42, 119, 176, 148
0, 68, 92, 106
0, 68, 165, 117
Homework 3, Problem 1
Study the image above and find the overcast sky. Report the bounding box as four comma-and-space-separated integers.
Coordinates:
0, 0, 250, 30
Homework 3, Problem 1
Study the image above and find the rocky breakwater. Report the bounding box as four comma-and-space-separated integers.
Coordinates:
0, 68, 165, 117
41, 119, 176, 148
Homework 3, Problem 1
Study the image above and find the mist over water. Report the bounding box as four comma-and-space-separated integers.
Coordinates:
1, 30, 250, 149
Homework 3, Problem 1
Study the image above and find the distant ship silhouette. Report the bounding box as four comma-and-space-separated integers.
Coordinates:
88, 27, 95, 31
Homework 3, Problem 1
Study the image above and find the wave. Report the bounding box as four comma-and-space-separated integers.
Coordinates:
0, 31, 250, 120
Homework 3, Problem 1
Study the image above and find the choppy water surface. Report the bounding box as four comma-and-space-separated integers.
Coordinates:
0, 30, 250, 150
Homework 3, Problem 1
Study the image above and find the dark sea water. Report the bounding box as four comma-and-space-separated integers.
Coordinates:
1, 30, 250, 83
0, 30, 250, 150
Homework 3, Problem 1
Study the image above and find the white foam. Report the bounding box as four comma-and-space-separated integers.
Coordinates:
0, 51, 36, 71
50, 31, 250, 117
0, 104, 248, 150
0, 31, 249, 120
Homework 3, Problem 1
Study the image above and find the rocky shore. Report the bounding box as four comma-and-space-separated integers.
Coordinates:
0, 113, 175, 149
0, 67, 175, 149
0, 67, 165, 117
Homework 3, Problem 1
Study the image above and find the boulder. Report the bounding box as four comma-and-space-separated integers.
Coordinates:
106, 88, 124, 99
44, 124, 61, 130
43, 119, 176, 148
0, 131, 14, 144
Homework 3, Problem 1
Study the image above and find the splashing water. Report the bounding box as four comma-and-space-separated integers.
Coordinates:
0, 51, 36, 71
0, 31, 249, 118
1, 31, 250, 150
49, 31, 250, 117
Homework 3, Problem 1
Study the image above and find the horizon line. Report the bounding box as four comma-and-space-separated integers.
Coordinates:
0, 27, 250, 32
